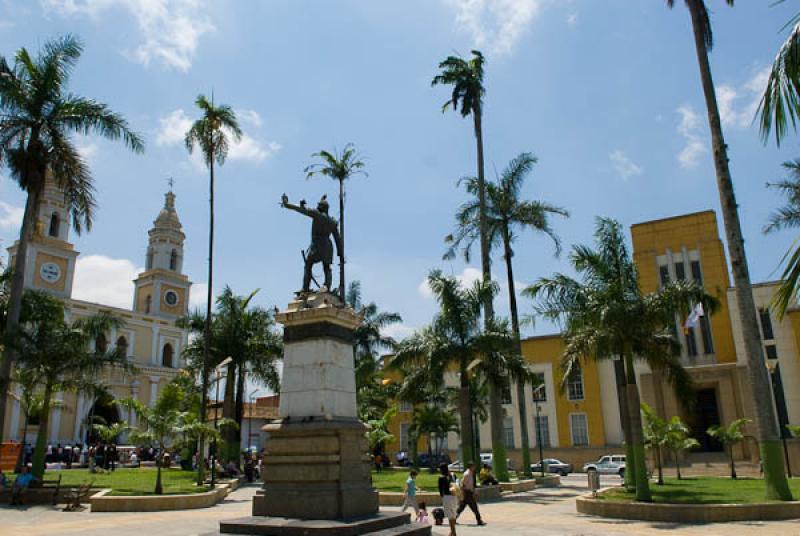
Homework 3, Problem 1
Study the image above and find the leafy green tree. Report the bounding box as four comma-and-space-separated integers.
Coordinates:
445, 152, 568, 478
641, 403, 669, 485
667, 0, 793, 500
92, 420, 131, 469
0, 35, 143, 440
181, 287, 281, 463
12, 367, 67, 472
366, 406, 397, 454
7, 291, 132, 478
184, 94, 241, 483
707, 418, 751, 480
412, 404, 459, 464
433, 50, 510, 480
123, 382, 221, 494
664, 417, 699, 480
526, 217, 715, 502
393, 270, 513, 473
305, 145, 367, 301
763, 160, 800, 316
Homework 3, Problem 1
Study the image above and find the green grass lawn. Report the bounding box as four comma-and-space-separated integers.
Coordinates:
597, 477, 800, 504
371, 470, 442, 492
38, 467, 210, 496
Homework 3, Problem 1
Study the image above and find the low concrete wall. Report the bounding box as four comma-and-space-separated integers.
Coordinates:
576, 492, 800, 523
534, 475, 560, 487
500, 479, 537, 493
89, 479, 238, 512
379, 486, 501, 507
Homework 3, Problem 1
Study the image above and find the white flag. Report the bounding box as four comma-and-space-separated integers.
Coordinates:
684, 302, 704, 330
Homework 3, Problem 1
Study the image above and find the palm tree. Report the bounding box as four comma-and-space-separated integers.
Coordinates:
392, 270, 513, 473
0, 35, 143, 441
12, 367, 67, 473
641, 403, 669, 485
433, 49, 509, 480
185, 95, 241, 482
664, 416, 699, 480
6, 291, 133, 478
667, 0, 793, 501
305, 144, 367, 301
123, 382, 219, 494
707, 418, 751, 479
445, 152, 568, 478
412, 404, 459, 464
762, 160, 800, 315
91, 420, 130, 469
526, 217, 716, 502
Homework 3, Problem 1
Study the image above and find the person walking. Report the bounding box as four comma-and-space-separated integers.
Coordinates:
456, 462, 486, 526
438, 463, 458, 536
402, 469, 420, 515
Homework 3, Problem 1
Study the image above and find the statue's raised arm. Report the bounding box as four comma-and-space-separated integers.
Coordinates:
281, 194, 339, 295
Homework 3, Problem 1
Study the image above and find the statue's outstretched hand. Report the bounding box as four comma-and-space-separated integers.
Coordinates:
281, 193, 288, 207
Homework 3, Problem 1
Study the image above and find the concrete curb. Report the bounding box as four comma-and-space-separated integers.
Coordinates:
89, 477, 241, 512
378, 486, 502, 507
576, 491, 800, 523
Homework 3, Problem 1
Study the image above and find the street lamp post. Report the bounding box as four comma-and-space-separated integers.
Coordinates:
533, 384, 545, 477
211, 356, 233, 487
247, 389, 263, 453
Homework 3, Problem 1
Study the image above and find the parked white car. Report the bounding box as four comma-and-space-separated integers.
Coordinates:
449, 453, 514, 472
582, 455, 626, 476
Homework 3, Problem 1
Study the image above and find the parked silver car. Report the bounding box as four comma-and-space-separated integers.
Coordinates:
530, 458, 573, 476
582, 454, 626, 476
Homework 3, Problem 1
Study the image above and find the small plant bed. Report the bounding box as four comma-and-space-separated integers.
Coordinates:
597, 477, 800, 504
371, 470, 441, 492
37, 468, 210, 496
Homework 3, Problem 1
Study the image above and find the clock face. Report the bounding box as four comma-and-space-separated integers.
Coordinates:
40, 262, 61, 283
164, 290, 179, 306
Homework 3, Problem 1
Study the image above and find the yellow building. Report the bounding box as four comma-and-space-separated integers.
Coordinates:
385, 210, 800, 469
2, 181, 191, 446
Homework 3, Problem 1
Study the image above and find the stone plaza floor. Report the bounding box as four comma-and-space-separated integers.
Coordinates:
1, 475, 798, 535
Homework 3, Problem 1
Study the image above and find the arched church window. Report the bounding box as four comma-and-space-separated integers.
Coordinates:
145, 295, 152, 314
95, 334, 108, 354
170, 249, 178, 271
117, 336, 128, 358
146, 248, 154, 270
49, 212, 60, 238
162, 343, 174, 368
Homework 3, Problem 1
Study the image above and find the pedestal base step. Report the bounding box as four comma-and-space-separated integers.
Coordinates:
219, 511, 430, 536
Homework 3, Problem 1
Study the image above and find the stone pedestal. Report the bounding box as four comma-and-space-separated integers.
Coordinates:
222, 291, 426, 535
251, 292, 378, 521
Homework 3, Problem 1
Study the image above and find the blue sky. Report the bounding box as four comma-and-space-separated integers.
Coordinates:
1, 0, 798, 342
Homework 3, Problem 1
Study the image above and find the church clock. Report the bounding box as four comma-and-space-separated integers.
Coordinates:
40, 262, 62, 283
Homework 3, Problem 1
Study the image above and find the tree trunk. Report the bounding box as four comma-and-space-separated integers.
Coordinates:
221, 361, 237, 461
686, 0, 791, 500
458, 366, 475, 471
615, 358, 636, 490
473, 107, 508, 482
503, 230, 532, 478
338, 178, 345, 301
32, 383, 53, 479
155, 451, 163, 495
729, 444, 737, 479
656, 446, 663, 485
624, 352, 652, 502
0, 187, 41, 442
198, 155, 216, 485
15, 414, 29, 473
675, 450, 682, 480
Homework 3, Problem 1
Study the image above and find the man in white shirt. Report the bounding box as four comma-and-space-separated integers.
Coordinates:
456, 462, 486, 525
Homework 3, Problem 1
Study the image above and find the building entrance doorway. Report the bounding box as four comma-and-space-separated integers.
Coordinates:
689, 388, 723, 452
86, 395, 121, 444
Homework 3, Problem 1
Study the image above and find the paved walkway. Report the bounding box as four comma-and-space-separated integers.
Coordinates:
1, 478, 798, 535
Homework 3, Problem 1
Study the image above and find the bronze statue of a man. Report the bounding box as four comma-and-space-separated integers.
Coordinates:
281, 194, 342, 293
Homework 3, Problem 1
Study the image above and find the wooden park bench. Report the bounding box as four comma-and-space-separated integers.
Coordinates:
63, 480, 94, 511
36, 473, 63, 505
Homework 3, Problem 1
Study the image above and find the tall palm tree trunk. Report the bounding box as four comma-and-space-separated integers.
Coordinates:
15, 412, 30, 473
31, 383, 53, 479
503, 231, 532, 478
458, 367, 476, 471
614, 358, 636, 490
0, 187, 41, 443
221, 361, 237, 461
728, 445, 737, 479
338, 179, 345, 302
155, 448, 164, 494
686, 0, 791, 501
473, 106, 509, 482
624, 352, 651, 502
199, 155, 216, 484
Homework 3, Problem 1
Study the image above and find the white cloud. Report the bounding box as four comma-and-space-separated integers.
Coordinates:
42, 0, 215, 71
717, 67, 770, 129
189, 282, 208, 311
418, 266, 483, 298
237, 109, 263, 128
77, 143, 98, 163
609, 150, 643, 180
0, 201, 24, 231
443, 0, 544, 56
676, 105, 706, 168
156, 109, 193, 146
381, 323, 416, 342
157, 109, 281, 165
71, 254, 142, 309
